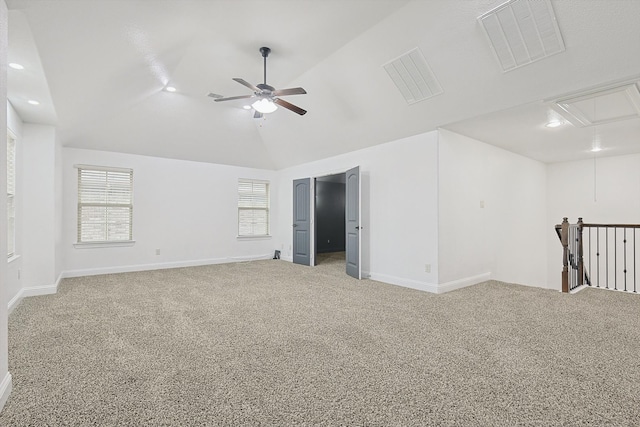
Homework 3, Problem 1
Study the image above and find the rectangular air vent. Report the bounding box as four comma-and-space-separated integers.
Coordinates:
383, 47, 443, 105
478, 0, 565, 72
553, 83, 640, 127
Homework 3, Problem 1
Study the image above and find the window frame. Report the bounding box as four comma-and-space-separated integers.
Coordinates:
237, 179, 270, 238
75, 164, 134, 246
7, 132, 16, 258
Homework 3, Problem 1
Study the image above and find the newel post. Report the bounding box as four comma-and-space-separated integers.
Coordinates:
577, 217, 584, 288
561, 217, 569, 293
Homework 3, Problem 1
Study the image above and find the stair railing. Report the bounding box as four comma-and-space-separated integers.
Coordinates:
556, 218, 640, 293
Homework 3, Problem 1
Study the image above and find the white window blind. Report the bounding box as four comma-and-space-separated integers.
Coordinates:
238, 179, 270, 237
77, 165, 133, 243
7, 134, 16, 257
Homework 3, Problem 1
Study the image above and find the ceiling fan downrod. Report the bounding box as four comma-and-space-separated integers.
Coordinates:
260, 46, 271, 85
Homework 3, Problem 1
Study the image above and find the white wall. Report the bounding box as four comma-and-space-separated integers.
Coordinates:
0, 0, 12, 411
274, 132, 440, 292
438, 129, 548, 289
54, 130, 63, 280
21, 125, 58, 290
546, 153, 640, 288
6, 102, 23, 308
61, 148, 277, 276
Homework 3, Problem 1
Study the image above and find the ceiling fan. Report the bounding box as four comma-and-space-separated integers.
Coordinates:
211, 46, 307, 118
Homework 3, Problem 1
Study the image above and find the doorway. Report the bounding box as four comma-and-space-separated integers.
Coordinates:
292, 166, 361, 279
315, 173, 346, 268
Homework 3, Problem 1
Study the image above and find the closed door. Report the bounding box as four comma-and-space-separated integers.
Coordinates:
292, 178, 311, 266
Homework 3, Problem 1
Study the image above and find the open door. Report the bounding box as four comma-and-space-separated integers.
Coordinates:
292, 178, 311, 266
345, 166, 361, 278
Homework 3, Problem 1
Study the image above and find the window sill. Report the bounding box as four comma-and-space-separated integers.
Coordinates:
236, 235, 272, 241
8, 254, 21, 264
74, 241, 136, 249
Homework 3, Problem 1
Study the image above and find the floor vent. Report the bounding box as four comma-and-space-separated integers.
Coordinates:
478, 0, 565, 72
383, 47, 443, 105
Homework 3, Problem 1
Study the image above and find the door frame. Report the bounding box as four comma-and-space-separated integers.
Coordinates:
297, 167, 361, 276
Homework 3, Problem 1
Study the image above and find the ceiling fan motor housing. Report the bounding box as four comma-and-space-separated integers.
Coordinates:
257, 83, 275, 93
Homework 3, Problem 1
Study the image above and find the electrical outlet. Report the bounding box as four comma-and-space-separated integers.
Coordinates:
155, 249, 161, 255
425, 264, 431, 273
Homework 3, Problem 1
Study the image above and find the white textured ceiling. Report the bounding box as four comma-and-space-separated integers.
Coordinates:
6, 0, 640, 169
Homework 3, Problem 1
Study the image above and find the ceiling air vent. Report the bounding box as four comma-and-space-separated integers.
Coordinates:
383, 47, 443, 105
478, 0, 565, 72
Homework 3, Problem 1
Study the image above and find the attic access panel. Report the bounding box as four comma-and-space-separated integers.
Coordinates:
553, 83, 640, 127
478, 0, 565, 72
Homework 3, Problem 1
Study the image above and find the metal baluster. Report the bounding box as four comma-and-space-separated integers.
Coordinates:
588, 227, 592, 286
634, 229, 637, 293
614, 228, 617, 291
597, 227, 600, 288
624, 228, 627, 292
606, 228, 609, 289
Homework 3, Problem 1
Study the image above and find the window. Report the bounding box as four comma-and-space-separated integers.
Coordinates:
7, 133, 16, 257
77, 165, 133, 243
238, 179, 270, 237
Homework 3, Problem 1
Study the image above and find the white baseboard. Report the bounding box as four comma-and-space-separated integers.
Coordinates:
0, 372, 12, 413
368, 272, 440, 293
367, 272, 491, 294
7, 273, 63, 314
7, 290, 23, 314
62, 253, 274, 278
22, 283, 59, 298
437, 272, 492, 294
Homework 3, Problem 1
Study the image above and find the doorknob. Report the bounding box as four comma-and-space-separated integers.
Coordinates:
292, 224, 298, 227
356, 226, 362, 230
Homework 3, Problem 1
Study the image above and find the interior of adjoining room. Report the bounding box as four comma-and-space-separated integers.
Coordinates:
314, 172, 346, 266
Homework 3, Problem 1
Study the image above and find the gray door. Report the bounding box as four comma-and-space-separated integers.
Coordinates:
293, 178, 311, 266
345, 166, 360, 278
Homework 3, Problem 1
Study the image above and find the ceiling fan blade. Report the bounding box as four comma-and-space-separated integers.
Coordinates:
273, 87, 307, 96
232, 78, 260, 92
214, 94, 255, 102
254, 111, 263, 119
274, 98, 307, 115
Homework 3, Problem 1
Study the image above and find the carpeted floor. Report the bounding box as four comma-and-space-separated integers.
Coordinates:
1, 258, 639, 426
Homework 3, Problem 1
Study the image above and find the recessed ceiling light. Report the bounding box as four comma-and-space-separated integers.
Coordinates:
9, 63, 24, 70
27, 100, 40, 105
590, 147, 602, 153
243, 105, 252, 110
545, 120, 564, 128
165, 86, 176, 92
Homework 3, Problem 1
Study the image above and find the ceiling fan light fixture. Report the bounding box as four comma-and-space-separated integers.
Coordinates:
252, 98, 277, 114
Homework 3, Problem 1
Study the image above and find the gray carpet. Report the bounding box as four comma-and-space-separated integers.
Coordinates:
1, 256, 640, 426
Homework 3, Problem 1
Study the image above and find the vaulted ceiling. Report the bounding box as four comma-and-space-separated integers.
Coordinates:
6, 0, 640, 170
